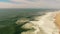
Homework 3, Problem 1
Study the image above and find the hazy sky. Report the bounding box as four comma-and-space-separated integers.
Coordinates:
0, 0, 60, 8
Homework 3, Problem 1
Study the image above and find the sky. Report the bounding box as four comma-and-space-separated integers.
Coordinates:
0, 0, 60, 8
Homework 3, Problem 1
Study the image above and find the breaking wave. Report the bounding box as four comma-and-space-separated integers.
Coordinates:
16, 10, 60, 34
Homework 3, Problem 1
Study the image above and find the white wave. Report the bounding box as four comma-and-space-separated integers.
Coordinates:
16, 10, 60, 34
29, 11, 60, 34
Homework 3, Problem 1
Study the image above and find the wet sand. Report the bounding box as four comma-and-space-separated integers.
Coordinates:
55, 13, 60, 29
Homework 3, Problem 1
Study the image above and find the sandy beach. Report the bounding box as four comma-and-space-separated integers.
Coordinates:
55, 13, 60, 29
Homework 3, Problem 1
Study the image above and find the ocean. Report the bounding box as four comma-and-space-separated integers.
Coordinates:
0, 8, 59, 34
0, 8, 57, 21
